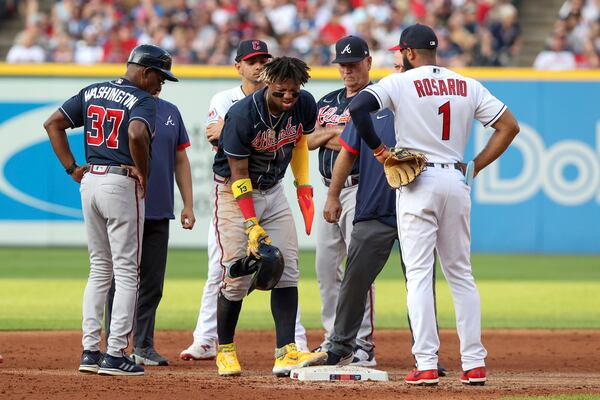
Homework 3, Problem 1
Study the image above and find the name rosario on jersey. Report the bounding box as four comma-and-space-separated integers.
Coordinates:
84, 86, 139, 110
413, 78, 467, 98
251, 116, 303, 151
318, 106, 351, 126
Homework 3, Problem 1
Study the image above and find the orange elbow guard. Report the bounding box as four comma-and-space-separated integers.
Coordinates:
296, 185, 314, 235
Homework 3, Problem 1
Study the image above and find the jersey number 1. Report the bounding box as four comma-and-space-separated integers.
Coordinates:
438, 101, 450, 141
86, 105, 124, 149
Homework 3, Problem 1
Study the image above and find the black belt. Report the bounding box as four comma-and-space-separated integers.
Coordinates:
322, 175, 359, 188
425, 162, 465, 175
213, 174, 279, 192
85, 165, 130, 177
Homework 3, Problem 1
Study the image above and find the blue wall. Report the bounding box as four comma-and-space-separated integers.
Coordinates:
0, 77, 598, 252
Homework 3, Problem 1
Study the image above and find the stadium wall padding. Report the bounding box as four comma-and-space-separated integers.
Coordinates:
0, 64, 598, 253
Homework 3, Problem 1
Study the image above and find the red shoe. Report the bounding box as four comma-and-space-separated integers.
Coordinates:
405, 369, 439, 385
460, 367, 487, 385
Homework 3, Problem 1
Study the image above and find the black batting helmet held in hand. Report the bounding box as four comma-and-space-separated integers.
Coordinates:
127, 44, 178, 82
248, 242, 285, 294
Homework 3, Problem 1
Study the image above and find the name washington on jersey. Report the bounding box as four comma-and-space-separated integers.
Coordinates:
84, 86, 139, 109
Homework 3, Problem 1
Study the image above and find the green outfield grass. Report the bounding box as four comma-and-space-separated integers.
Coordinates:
0, 247, 599, 330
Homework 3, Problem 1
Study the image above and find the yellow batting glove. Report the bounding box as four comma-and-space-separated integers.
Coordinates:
244, 217, 271, 258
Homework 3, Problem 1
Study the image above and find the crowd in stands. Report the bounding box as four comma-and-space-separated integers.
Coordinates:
534, 0, 599, 70
5, 0, 522, 68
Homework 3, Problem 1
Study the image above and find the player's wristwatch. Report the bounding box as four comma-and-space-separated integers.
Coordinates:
65, 162, 78, 175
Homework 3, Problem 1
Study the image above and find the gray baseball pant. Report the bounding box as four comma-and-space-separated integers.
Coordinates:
80, 171, 143, 357
315, 184, 374, 350
329, 219, 396, 356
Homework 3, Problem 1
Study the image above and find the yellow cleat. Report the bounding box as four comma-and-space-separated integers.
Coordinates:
272, 343, 327, 377
216, 343, 241, 376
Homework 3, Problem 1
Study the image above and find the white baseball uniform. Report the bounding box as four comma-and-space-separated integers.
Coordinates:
190, 85, 307, 350
365, 65, 506, 371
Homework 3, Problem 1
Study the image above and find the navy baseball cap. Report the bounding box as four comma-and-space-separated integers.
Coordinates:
332, 36, 370, 63
389, 24, 438, 51
235, 40, 272, 62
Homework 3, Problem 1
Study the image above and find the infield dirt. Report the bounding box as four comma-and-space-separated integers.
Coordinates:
1, 329, 599, 399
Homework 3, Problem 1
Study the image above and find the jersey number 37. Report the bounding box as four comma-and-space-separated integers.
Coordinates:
86, 105, 124, 149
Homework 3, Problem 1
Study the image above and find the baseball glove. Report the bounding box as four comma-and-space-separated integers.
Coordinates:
383, 148, 427, 188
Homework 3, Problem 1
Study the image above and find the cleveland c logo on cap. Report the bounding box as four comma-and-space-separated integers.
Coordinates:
252, 41, 261, 50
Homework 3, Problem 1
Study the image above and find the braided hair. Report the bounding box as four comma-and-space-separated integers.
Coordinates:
259, 56, 311, 86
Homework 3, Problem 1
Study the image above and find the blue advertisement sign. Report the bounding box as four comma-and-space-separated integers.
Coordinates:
467, 80, 599, 253
0, 76, 598, 252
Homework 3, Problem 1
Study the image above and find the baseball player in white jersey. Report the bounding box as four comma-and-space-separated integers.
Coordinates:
180, 40, 308, 361
307, 36, 376, 365
348, 24, 520, 386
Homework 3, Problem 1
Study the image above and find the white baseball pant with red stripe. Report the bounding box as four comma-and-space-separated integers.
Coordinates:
189, 217, 308, 350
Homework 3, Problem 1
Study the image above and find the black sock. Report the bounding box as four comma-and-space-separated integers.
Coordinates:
217, 293, 243, 345
271, 287, 298, 348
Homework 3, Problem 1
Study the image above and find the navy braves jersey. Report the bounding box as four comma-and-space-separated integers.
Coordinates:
60, 78, 156, 166
213, 87, 317, 190
339, 108, 396, 227
145, 98, 190, 220
316, 87, 360, 179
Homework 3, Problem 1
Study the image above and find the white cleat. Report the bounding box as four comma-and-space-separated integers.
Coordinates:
180, 341, 217, 360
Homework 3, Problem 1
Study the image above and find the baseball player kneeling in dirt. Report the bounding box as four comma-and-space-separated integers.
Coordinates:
211, 56, 326, 377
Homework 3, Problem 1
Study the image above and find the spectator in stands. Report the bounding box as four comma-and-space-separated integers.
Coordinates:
50, 30, 74, 63
65, 3, 86, 40
591, 17, 600, 53
320, 14, 347, 47
473, 27, 501, 66
575, 36, 600, 67
206, 33, 232, 65
533, 33, 577, 70
102, 24, 137, 63
6, 28, 45, 63
166, 0, 193, 30
0, 0, 18, 20
192, 11, 218, 64
171, 25, 198, 64
462, 1, 481, 34
266, 0, 297, 36
489, 2, 522, 66
132, 0, 164, 27
436, 28, 466, 67
74, 27, 104, 65
447, 8, 478, 62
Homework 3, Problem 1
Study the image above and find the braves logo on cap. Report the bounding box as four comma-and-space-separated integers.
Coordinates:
341, 44, 352, 54
252, 41, 261, 50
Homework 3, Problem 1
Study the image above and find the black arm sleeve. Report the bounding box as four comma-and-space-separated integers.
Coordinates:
348, 91, 382, 150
